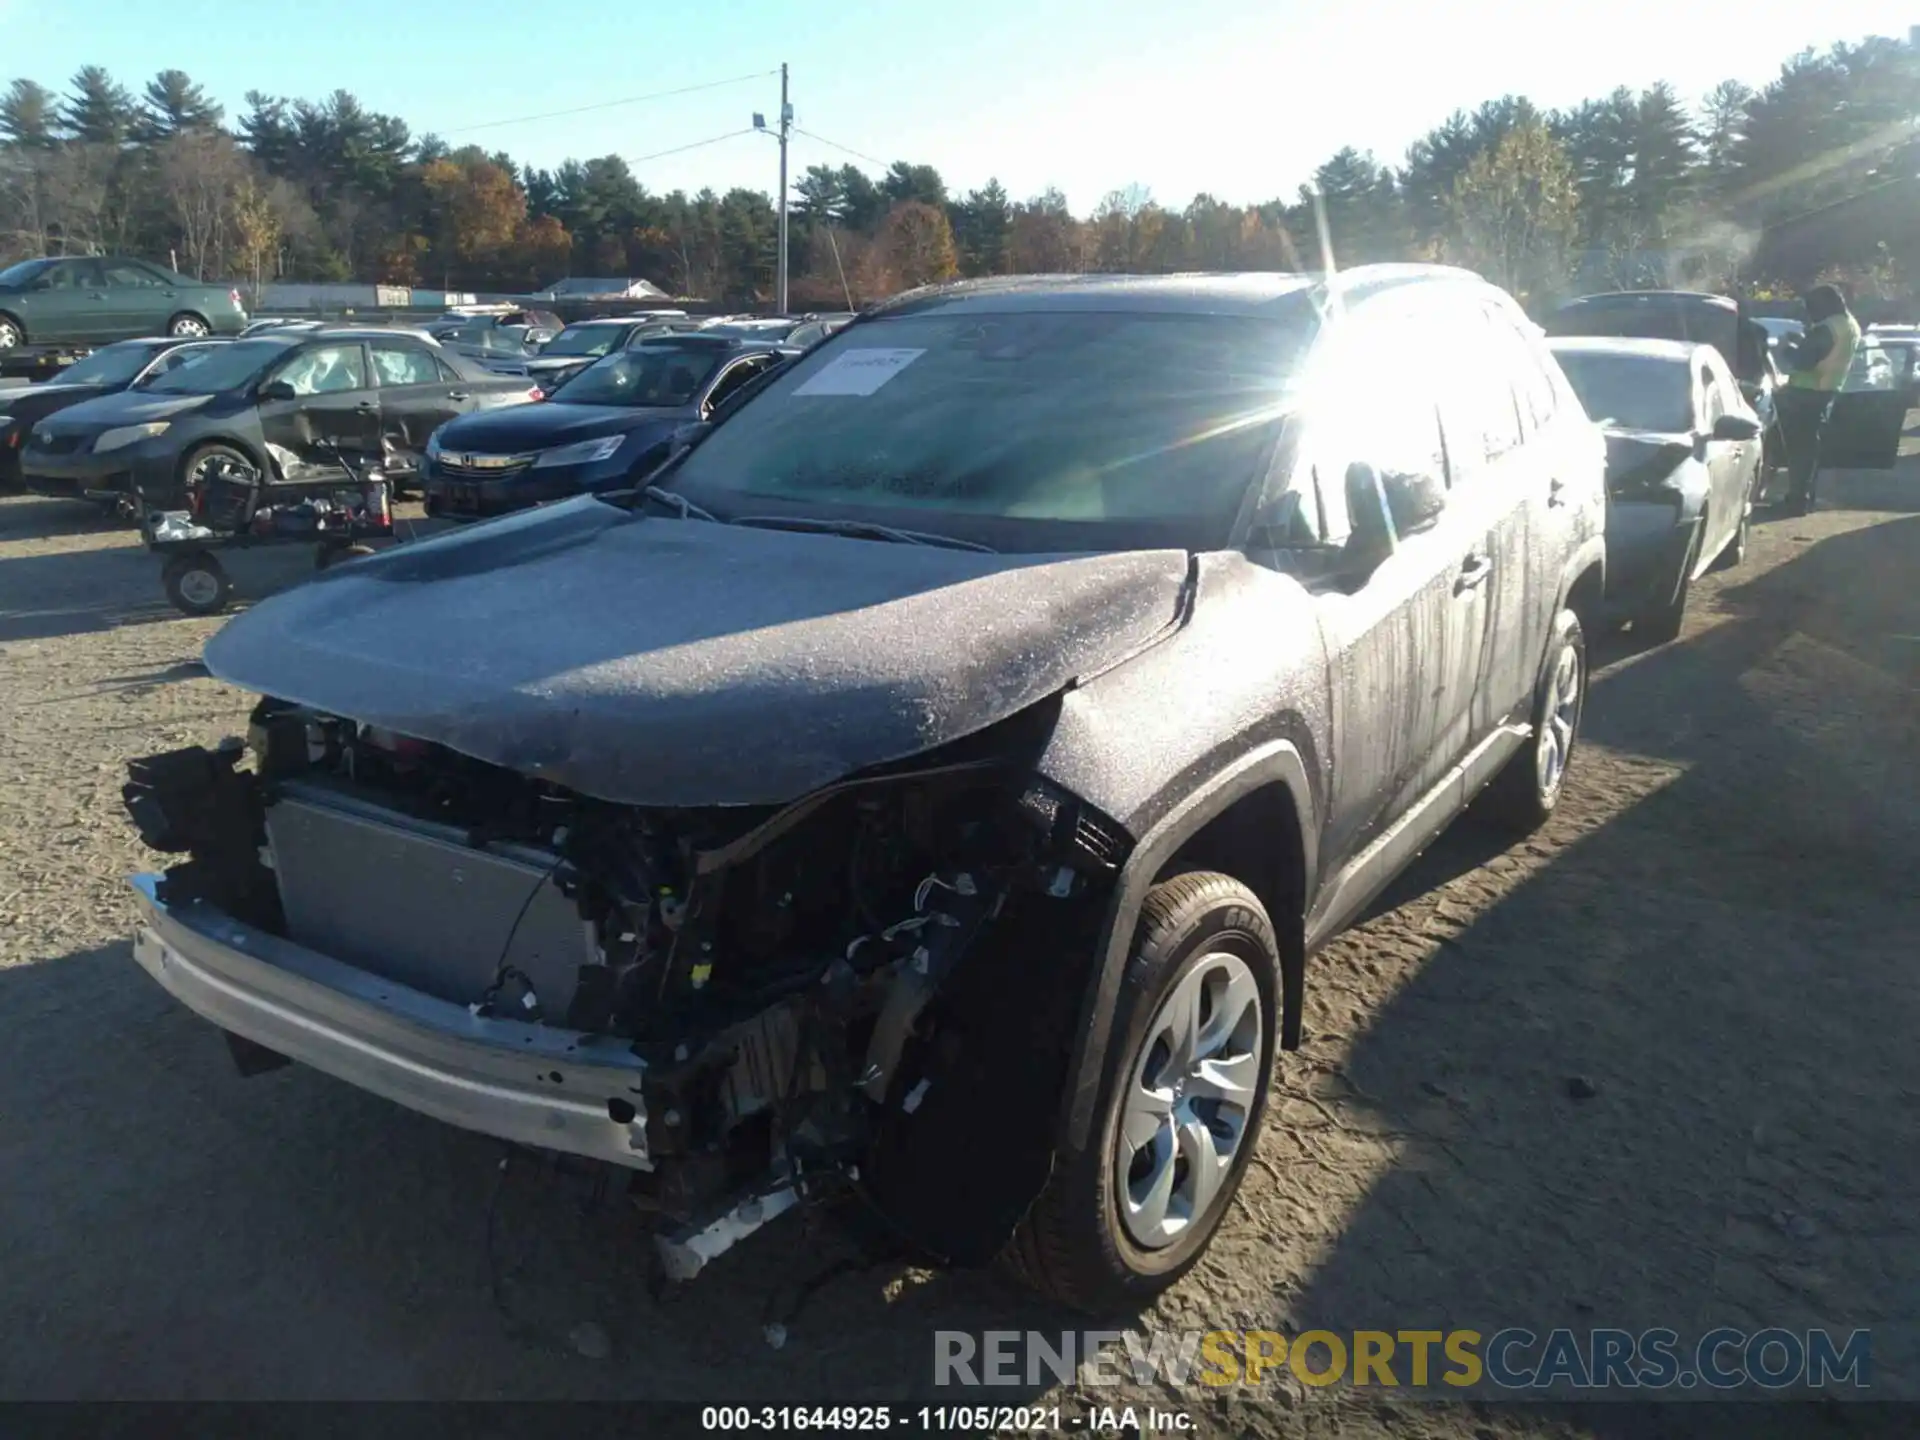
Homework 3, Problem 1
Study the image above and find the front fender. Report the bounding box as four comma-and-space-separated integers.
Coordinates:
1059, 737, 1314, 1153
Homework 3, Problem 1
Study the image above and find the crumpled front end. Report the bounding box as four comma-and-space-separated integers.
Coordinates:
122, 695, 1132, 1278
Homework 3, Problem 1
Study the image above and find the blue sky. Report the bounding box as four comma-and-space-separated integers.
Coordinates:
7, 0, 1913, 211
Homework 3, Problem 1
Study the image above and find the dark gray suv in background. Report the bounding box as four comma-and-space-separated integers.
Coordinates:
121, 266, 1606, 1313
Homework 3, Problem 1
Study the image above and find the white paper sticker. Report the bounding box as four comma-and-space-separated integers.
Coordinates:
792, 347, 926, 396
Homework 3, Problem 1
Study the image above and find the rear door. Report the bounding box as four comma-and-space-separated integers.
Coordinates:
1471, 297, 1583, 731
370, 339, 475, 470
1427, 292, 1531, 741
257, 341, 382, 477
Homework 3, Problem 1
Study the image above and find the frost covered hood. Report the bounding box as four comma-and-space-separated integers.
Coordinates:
202, 497, 1191, 806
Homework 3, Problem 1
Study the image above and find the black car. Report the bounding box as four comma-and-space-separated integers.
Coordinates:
1544, 290, 1788, 482
122, 268, 1611, 1314
20, 328, 538, 512
422, 335, 795, 520
521, 317, 709, 391
700, 313, 854, 348
1549, 336, 1764, 640
1, 336, 229, 487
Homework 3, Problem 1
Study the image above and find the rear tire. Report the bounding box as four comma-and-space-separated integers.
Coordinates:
167, 312, 211, 338
1477, 608, 1586, 835
1004, 871, 1277, 1314
161, 550, 232, 616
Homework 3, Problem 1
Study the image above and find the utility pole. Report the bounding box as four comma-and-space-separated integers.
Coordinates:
776, 62, 791, 315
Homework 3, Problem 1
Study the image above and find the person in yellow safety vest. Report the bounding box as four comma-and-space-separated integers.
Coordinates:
1777, 283, 1862, 515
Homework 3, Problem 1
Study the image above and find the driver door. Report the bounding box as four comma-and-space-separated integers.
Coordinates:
1300, 295, 1491, 874
257, 341, 381, 480
1821, 371, 1908, 471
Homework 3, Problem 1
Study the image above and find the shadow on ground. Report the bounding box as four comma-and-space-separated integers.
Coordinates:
1289, 515, 1920, 1416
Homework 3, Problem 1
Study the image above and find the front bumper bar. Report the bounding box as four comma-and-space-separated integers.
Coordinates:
128, 873, 653, 1169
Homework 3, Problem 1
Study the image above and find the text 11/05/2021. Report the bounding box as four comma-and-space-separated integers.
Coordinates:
701, 1404, 1193, 1432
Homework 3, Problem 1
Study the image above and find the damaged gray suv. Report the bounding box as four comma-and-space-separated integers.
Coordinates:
122, 269, 1606, 1314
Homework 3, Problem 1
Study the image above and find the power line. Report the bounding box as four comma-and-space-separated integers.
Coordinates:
623, 128, 761, 167
443, 70, 777, 137
790, 125, 889, 171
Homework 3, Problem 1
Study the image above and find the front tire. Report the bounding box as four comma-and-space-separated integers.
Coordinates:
167, 312, 211, 338
1478, 608, 1586, 835
1005, 872, 1277, 1314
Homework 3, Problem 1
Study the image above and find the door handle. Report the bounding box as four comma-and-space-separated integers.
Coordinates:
88, 292, 107, 300
354, 400, 378, 412
447, 390, 469, 401
1547, 477, 1568, 507
1454, 554, 1493, 594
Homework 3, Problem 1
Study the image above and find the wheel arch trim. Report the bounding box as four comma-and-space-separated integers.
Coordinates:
1059, 738, 1314, 1153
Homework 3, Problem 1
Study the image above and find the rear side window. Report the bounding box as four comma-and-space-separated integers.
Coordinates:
1434, 298, 1526, 476
1482, 305, 1561, 434
370, 344, 441, 387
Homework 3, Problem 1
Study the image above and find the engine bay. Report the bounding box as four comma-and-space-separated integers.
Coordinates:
123, 695, 1130, 1274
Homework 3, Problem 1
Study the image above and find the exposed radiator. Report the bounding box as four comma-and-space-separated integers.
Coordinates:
263, 779, 593, 1013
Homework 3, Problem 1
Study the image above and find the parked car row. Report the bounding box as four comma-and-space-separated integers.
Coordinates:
11, 328, 538, 512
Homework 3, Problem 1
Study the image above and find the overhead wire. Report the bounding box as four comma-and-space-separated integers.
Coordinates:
790, 125, 889, 171
442, 70, 777, 136
623, 128, 762, 167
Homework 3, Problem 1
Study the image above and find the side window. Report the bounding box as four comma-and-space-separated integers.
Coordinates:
370, 343, 441, 387
46, 260, 96, 290
101, 262, 162, 289
1485, 305, 1560, 434
1302, 304, 1448, 545
1433, 301, 1526, 481
1699, 364, 1725, 426
147, 345, 211, 378
433, 354, 463, 383
275, 344, 369, 397
704, 356, 771, 413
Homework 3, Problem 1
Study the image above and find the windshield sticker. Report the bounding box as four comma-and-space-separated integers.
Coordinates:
792, 347, 926, 397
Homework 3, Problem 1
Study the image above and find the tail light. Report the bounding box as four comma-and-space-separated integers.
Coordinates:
229, 289, 243, 308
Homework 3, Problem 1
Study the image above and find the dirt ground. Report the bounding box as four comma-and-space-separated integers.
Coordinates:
0, 454, 1915, 1436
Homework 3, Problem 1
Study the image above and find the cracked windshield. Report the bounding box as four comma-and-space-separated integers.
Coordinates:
2, 2, 1916, 1435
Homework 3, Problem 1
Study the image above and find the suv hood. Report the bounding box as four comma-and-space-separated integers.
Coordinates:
35, 389, 215, 434
202, 497, 1191, 807
436, 402, 682, 453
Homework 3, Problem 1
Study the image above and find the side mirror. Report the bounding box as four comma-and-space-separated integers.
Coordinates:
1711, 413, 1761, 443
259, 379, 296, 401
1382, 468, 1447, 537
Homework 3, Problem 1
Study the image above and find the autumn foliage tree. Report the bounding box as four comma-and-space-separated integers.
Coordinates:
868, 200, 958, 291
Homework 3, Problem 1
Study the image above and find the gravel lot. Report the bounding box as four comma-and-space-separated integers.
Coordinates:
0, 454, 1915, 1435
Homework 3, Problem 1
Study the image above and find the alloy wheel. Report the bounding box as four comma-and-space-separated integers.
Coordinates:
1535, 640, 1582, 801
1115, 951, 1264, 1250
171, 316, 209, 337
0, 320, 19, 349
